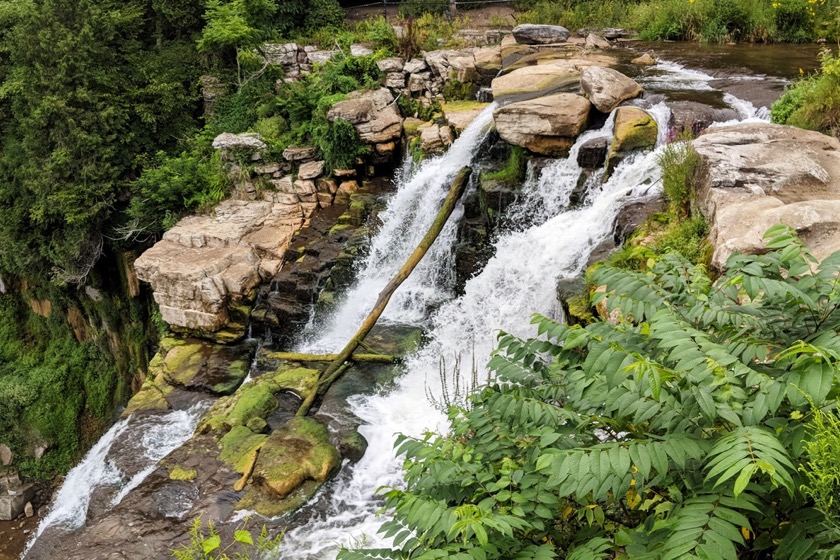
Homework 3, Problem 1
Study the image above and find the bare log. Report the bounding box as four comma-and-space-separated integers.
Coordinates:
297, 166, 473, 416
265, 352, 397, 364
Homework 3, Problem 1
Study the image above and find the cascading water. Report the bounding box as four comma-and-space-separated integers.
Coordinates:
24, 402, 208, 556
276, 103, 672, 559
298, 105, 497, 353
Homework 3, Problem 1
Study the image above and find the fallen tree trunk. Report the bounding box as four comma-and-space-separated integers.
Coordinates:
266, 352, 397, 364
297, 166, 473, 416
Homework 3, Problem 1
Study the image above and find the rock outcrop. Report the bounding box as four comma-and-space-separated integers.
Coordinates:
580, 66, 643, 113
494, 93, 592, 156
327, 88, 402, 153
134, 199, 305, 340
693, 123, 840, 268
491, 64, 581, 103
512, 24, 571, 44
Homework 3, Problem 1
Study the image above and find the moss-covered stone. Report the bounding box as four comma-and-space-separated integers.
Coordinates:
606, 106, 658, 177
246, 416, 269, 434
250, 417, 340, 498
219, 425, 268, 473
169, 465, 198, 481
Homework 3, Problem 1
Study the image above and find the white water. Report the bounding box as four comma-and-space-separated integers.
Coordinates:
298, 105, 496, 353
276, 103, 672, 559
25, 403, 207, 554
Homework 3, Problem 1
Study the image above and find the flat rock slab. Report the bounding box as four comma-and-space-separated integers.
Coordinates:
491, 64, 581, 103
134, 199, 304, 335
513, 24, 571, 45
442, 101, 490, 132
693, 122, 840, 268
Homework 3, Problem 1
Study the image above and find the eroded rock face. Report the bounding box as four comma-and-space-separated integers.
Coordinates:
493, 93, 591, 156
580, 66, 643, 113
134, 200, 304, 339
512, 24, 571, 45
693, 123, 840, 268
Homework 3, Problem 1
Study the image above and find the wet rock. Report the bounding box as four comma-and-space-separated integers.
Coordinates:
491, 64, 580, 103
580, 66, 643, 113
577, 137, 608, 169
693, 123, 840, 268
494, 93, 591, 156
668, 101, 738, 136
632, 53, 657, 65
607, 106, 659, 176
512, 24, 571, 45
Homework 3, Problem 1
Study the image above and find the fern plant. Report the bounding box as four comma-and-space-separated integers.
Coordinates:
339, 224, 840, 560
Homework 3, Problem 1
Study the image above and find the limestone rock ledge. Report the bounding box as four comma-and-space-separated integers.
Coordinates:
134, 199, 306, 339
693, 122, 840, 268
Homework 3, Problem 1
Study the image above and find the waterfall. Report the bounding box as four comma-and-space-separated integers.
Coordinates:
24, 403, 208, 555
298, 105, 497, 353
276, 104, 672, 559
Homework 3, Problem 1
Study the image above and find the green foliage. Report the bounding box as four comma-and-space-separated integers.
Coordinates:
517, 0, 631, 31
802, 405, 840, 516
658, 139, 700, 218
172, 517, 282, 560
482, 146, 526, 186
442, 79, 475, 101
316, 119, 367, 171
772, 49, 840, 135
0, 0, 203, 280
399, 0, 448, 18
341, 225, 840, 560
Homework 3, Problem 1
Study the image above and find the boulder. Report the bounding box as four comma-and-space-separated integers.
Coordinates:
577, 137, 609, 169
376, 57, 404, 73
491, 64, 581, 103
448, 52, 478, 83
419, 123, 455, 154
493, 93, 591, 156
512, 24, 571, 44
611, 107, 658, 153
632, 53, 657, 65
473, 46, 502, 79
212, 133, 267, 159
134, 200, 304, 336
283, 146, 318, 162
585, 33, 612, 49
580, 66, 643, 113
692, 123, 840, 268
298, 160, 325, 180
403, 58, 428, 74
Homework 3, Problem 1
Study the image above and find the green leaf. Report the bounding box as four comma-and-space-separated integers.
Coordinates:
234, 529, 254, 545
202, 535, 221, 554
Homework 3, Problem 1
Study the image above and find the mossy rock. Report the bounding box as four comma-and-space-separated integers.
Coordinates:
121, 374, 172, 417
155, 336, 255, 395
611, 107, 658, 154
237, 479, 322, 518
249, 417, 340, 499
272, 366, 319, 398
169, 465, 197, 481
219, 425, 269, 474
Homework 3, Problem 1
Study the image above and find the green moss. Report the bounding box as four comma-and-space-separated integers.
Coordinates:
482, 146, 526, 186
271, 366, 319, 398
566, 294, 595, 325
227, 385, 278, 428
328, 223, 353, 236
169, 465, 198, 481
219, 425, 268, 473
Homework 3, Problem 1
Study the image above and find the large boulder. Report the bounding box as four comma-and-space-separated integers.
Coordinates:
512, 24, 571, 44
580, 66, 643, 113
693, 123, 840, 268
327, 88, 402, 145
491, 64, 580, 103
611, 106, 658, 153
134, 200, 304, 338
493, 93, 591, 156
419, 123, 455, 154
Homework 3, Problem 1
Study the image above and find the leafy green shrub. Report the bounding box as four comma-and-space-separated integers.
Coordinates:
658, 139, 700, 217
442, 78, 475, 101
772, 49, 840, 135
399, 0, 448, 18
774, 0, 813, 42
518, 0, 631, 30
651, 216, 711, 266
315, 119, 367, 171
172, 517, 282, 560
341, 225, 840, 560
